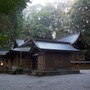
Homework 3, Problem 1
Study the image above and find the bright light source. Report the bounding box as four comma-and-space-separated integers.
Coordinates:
1, 62, 4, 66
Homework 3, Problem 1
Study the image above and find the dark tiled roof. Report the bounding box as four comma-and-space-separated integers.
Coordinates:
0, 51, 9, 55
34, 40, 79, 52
11, 47, 31, 52
58, 33, 80, 44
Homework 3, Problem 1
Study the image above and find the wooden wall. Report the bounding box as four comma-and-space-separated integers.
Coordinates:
22, 56, 32, 69
38, 52, 71, 70
71, 63, 90, 69
5, 51, 86, 71
71, 52, 85, 61
6, 53, 32, 70
38, 52, 45, 70
70, 52, 90, 69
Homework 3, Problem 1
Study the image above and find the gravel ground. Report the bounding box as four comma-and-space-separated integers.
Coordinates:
0, 70, 90, 90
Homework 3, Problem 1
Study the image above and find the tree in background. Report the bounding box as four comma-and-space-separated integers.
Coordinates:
0, 13, 25, 49
23, 4, 55, 39
69, 0, 90, 32
0, 0, 29, 14
0, 0, 30, 49
23, 1, 73, 39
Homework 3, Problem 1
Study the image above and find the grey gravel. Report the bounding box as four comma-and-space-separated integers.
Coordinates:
0, 70, 90, 90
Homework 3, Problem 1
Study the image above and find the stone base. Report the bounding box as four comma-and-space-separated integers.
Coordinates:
31, 70, 80, 76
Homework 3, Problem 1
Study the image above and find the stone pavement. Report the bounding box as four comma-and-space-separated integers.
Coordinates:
0, 70, 90, 90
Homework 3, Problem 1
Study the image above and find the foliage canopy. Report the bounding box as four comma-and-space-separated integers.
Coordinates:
0, 0, 29, 14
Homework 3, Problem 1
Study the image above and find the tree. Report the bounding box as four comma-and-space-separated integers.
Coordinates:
69, 0, 90, 59
0, 0, 30, 14
23, 4, 55, 39
23, 1, 73, 39
0, 14, 18, 49
0, 0, 31, 49
69, 0, 90, 32
28, 24, 52, 39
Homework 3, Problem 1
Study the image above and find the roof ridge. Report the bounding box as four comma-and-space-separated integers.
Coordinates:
34, 39, 70, 44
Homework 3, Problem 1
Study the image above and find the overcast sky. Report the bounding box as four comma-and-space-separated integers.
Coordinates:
31, 0, 76, 5
27, 0, 76, 6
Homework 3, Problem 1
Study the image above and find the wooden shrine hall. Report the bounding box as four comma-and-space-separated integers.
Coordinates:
0, 32, 89, 71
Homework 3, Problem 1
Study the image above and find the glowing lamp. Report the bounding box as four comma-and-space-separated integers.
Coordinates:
1, 62, 4, 66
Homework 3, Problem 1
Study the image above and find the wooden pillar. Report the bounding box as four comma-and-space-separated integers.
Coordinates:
38, 52, 45, 70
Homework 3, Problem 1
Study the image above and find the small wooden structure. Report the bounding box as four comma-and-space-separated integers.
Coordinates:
6, 47, 31, 70
6, 39, 32, 70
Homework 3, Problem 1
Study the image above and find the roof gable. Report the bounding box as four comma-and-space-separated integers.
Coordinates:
9, 39, 32, 54
19, 39, 33, 47
58, 33, 80, 44
13, 39, 24, 48
73, 34, 89, 50
58, 32, 89, 50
